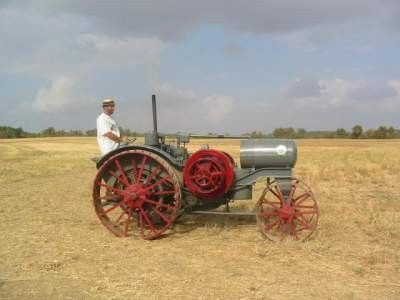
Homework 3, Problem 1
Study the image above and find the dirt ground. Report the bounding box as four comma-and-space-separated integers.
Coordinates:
0, 137, 399, 299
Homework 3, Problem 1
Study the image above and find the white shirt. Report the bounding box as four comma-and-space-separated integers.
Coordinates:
97, 112, 120, 155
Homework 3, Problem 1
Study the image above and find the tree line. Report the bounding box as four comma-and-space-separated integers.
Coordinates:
1, 124, 399, 139
245, 125, 400, 139
0, 126, 141, 139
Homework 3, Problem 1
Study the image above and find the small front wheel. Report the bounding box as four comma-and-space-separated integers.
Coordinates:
255, 178, 319, 241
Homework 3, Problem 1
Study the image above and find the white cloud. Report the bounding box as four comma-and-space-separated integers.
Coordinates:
282, 77, 322, 98
273, 77, 400, 129
20, 0, 391, 40
0, 5, 164, 75
128, 83, 236, 133
280, 77, 400, 109
156, 83, 196, 105
280, 77, 350, 108
348, 80, 397, 101
4, 0, 397, 46
33, 76, 95, 112
77, 34, 164, 66
202, 95, 235, 122
0, 6, 165, 118
388, 79, 400, 95
318, 79, 350, 106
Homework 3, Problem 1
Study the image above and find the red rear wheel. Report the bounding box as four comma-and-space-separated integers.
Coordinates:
92, 149, 181, 240
256, 178, 319, 241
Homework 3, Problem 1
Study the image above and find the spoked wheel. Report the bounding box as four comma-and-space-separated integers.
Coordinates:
255, 178, 319, 241
92, 149, 181, 240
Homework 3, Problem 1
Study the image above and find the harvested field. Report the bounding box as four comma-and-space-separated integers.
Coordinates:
0, 137, 399, 299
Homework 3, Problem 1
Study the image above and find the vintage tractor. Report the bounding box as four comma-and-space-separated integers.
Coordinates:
92, 95, 319, 241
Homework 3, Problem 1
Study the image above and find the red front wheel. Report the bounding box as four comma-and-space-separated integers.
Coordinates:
256, 178, 319, 241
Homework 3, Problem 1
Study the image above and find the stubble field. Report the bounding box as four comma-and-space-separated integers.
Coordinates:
0, 137, 399, 299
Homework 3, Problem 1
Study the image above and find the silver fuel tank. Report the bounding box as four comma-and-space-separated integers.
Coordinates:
240, 139, 297, 169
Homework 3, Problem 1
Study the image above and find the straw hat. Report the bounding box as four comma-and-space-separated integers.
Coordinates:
102, 98, 115, 106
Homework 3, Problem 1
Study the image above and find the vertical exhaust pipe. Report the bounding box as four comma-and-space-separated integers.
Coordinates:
145, 94, 160, 146
152, 94, 158, 135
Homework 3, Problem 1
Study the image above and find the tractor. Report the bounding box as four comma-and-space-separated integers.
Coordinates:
92, 95, 319, 241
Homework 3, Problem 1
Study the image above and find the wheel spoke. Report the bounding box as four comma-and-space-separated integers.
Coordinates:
151, 207, 171, 224
137, 156, 148, 182
139, 207, 157, 233
203, 162, 212, 172
109, 170, 130, 187
101, 199, 126, 215
145, 198, 175, 210
123, 207, 133, 236
114, 159, 131, 186
144, 176, 172, 192
113, 210, 126, 226
290, 221, 300, 240
144, 166, 162, 185
295, 214, 313, 230
263, 200, 281, 209
293, 192, 310, 205
294, 205, 315, 209
131, 159, 138, 183
264, 219, 280, 231
138, 210, 144, 234
152, 190, 177, 196
98, 194, 121, 201
287, 180, 299, 202
257, 210, 277, 218
295, 226, 309, 232
269, 188, 284, 204
98, 182, 124, 195
295, 210, 318, 216
210, 171, 223, 176
279, 222, 287, 241
273, 184, 285, 202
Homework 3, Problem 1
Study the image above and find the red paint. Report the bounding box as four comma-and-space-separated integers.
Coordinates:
183, 149, 235, 199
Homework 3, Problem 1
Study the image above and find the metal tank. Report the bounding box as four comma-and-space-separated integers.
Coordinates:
240, 139, 297, 169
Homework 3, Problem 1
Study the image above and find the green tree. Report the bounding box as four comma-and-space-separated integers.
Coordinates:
374, 126, 387, 139
249, 131, 266, 138
351, 125, 363, 139
86, 129, 97, 136
372, 126, 396, 139
387, 126, 396, 139
0, 126, 27, 138
336, 128, 348, 138
69, 130, 83, 136
364, 129, 375, 139
41, 127, 56, 137
273, 127, 295, 138
295, 128, 307, 138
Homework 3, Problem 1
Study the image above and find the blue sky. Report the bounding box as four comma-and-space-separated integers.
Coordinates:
1, 0, 399, 134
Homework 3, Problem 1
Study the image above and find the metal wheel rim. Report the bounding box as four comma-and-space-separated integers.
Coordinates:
92, 149, 181, 240
255, 178, 319, 242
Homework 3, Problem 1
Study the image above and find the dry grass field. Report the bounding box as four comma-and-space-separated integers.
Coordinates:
0, 137, 399, 299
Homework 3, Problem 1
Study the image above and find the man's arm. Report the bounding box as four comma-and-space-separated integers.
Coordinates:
103, 132, 127, 143
103, 132, 123, 143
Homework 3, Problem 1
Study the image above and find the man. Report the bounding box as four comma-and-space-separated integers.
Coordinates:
96, 98, 125, 155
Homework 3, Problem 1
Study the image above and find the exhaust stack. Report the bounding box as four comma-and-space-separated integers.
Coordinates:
144, 94, 159, 146
152, 94, 158, 135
